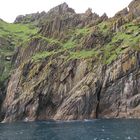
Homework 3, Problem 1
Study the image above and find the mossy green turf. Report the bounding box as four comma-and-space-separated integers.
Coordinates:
0, 20, 38, 42
32, 51, 54, 61
0, 20, 38, 83
29, 21, 140, 64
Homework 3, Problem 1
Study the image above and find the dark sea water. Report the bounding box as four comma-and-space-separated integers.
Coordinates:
0, 119, 140, 140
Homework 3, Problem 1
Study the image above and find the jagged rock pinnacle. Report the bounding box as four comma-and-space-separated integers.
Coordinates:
128, 0, 140, 17
85, 8, 93, 17
47, 2, 75, 16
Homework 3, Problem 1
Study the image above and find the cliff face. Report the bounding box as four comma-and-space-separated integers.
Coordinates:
0, 0, 140, 122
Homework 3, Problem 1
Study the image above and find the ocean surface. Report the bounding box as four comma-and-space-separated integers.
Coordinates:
0, 119, 140, 140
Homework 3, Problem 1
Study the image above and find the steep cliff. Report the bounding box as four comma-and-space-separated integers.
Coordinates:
0, 0, 140, 122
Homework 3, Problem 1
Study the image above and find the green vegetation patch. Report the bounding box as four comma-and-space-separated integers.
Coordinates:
63, 38, 76, 49
102, 42, 124, 65
98, 21, 111, 35
0, 20, 39, 84
0, 20, 38, 43
100, 21, 140, 65
0, 61, 12, 83
111, 22, 140, 50
62, 27, 92, 49
32, 51, 54, 61
75, 27, 91, 36
69, 49, 99, 59
31, 35, 62, 46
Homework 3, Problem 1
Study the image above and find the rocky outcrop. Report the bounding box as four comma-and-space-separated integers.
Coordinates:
14, 3, 75, 25
40, 14, 81, 38
1, 58, 103, 122
1, 46, 140, 122
115, 8, 129, 18
0, 79, 8, 121
129, 0, 140, 18
1, 0, 140, 123
100, 13, 108, 21
100, 49, 140, 118
39, 4, 100, 38
14, 12, 47, 24
47, 2, 75, 17
112, 17, 126, 32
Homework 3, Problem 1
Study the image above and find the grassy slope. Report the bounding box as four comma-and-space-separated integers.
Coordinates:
0, 20, 38, 43
0, 20, 38, 83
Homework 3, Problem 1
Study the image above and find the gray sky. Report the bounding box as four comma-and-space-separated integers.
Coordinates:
0, 0, 132, 23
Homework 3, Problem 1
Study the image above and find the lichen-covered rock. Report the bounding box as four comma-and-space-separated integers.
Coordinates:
115, 8, 129, 18
2, 45, 140, 122
129, 0, 140, 18
112, 17, 126, 32
100, 13, 108, 21
85, 8, 93, 17
1, 58, 103, 122
14, 12, 47, 24
99, 50, 140, 118
47, 2, 75, 17
1, 0, 140, 123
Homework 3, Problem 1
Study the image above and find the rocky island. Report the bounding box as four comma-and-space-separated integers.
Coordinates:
0, 0, 140, 123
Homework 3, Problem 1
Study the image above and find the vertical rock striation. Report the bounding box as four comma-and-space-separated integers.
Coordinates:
0, 0, 140, 122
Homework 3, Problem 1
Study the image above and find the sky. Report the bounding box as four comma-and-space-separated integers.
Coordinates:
0, 0, 132, 23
